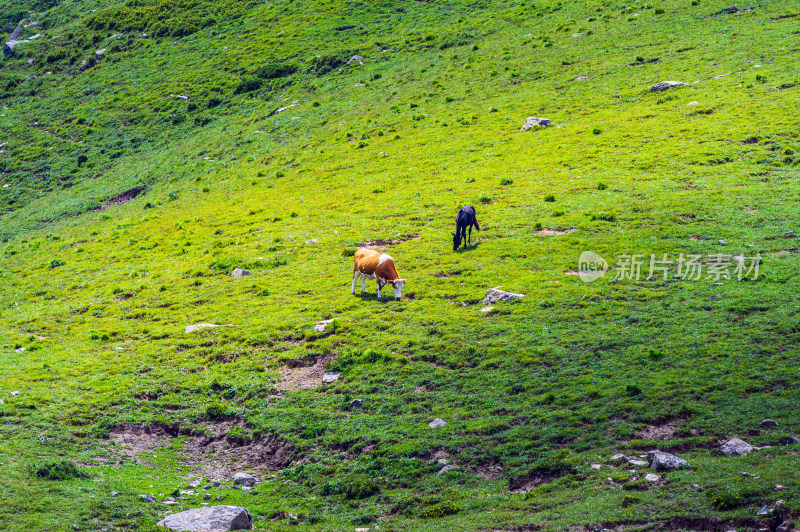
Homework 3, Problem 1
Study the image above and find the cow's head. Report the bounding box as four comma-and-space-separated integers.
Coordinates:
390, 279, 406, 300
452, 232, 461, 251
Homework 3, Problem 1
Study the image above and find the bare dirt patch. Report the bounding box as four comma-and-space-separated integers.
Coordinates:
111, 423, 177, 457
534, 228, 576, 236
101, 186, 147, 210
360, 234, 419, 250
509, 472, 560, 493
563, 270, 580, 276
110, 422, 293, 481
636, 420, 678, 440
279, 354, 334, 390
434, 270, 463, 278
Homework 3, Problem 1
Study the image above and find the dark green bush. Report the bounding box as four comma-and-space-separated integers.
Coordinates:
205, 403, 227, 420
234, 77, 262, 94
321, 475, 379, 499
29, 460, 89, 481
256, 62, 298, 79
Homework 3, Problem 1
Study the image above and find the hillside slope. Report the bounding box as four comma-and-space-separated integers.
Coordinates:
1, 0, 800, 530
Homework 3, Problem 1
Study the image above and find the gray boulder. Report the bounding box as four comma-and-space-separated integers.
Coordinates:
760, 419, 779, 428
230, 268, 251, 278
157, 505, 252, 531
483, 287, 525, 305
429, 418, 447, 428
521, 117, 551, 130
647, 450, 689, 471
322, 372, 341, 383
437, 465, 457, 476
609, 453, 628, 465
716, 438, 754, 456
232, 473, 255, 487
650, 81, 686, 92
140, 494, 156, 503
349, 398, 363, 408
3, 21, 28, 56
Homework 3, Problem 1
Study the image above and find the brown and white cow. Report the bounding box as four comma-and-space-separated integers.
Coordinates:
352, 248, 406, 300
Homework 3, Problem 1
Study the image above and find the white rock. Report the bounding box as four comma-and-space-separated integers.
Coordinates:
230, 268, 251, 277
95, 49, 106, 56
687, 101, 699, 105
157, 505, 252, 531
233, 473, 255, 487
650, 81, 686, 92
591, 464, 602, 470
483, 287, 524, 305
521, 117, 551, 130
185, 323, 220, 333
479, 307, 495, 313
322, 372, 341, 383
716, 438, 754, 456
314, 319, 334, 333
429, 418, 447, 428
645, 473, 660, 482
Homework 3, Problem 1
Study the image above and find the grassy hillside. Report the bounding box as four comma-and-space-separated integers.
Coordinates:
1, 0, 800, 530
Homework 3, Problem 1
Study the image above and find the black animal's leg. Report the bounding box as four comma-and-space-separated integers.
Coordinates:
461, 225, 467, 249
468, 225, 472, 247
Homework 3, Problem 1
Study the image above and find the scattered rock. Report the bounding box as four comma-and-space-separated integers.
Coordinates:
230, 268, 251, 278
437, 465, 458, 476
628, 459, 648, 467
609, 453, 628, 465
346, 55, 363, 65
760, 419, 779, 428
572, 32, 585, 38
140, 495, 156, 503
189, 480, 201, 488
590, 464, 602, 470
15, 347, 25, 353
521, 117, 552, 130
776, 522, 791, 532
157, 505, 252, 531
175, 95, 189, 101
783, 436, 799, 445
349, 399, 363, 408
80, 58, 98, 71
270, 104, 296, 116
716, 438, 754, 456
711, 72, 731, 80
0, 399, 3, 405
304, 238, 318, 245
185, 323, 220, 333
479, 306, 495, 313
569, 76, 588, 82
95, 49, 107, 56
314, 319, 334, 333
687, 101, 699, 105
650, 81, 687, 92
483, 287, 525, 305
11, 391, 19, 396
645, 473, 660, 482
647, 450, 689, 472
233, 473, 255, 487
429, 418, 447, 429
321, 372, 341, 383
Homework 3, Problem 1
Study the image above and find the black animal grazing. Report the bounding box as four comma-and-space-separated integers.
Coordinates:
452, 205, 480, 251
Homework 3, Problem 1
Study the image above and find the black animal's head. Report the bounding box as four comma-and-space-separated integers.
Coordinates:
452, 232, 460, 251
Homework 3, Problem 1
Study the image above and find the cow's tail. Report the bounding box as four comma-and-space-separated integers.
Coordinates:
474, 218, 481, 231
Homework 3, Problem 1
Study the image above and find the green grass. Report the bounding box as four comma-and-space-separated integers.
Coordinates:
1, 0, 800, 530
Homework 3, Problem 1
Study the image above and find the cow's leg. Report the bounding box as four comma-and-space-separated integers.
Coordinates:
361, 273, 367, 293
376, 281, 382, 299
352, 270, 360, 294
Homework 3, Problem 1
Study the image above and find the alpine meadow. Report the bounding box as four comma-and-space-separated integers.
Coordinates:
1, 0, 800, 530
